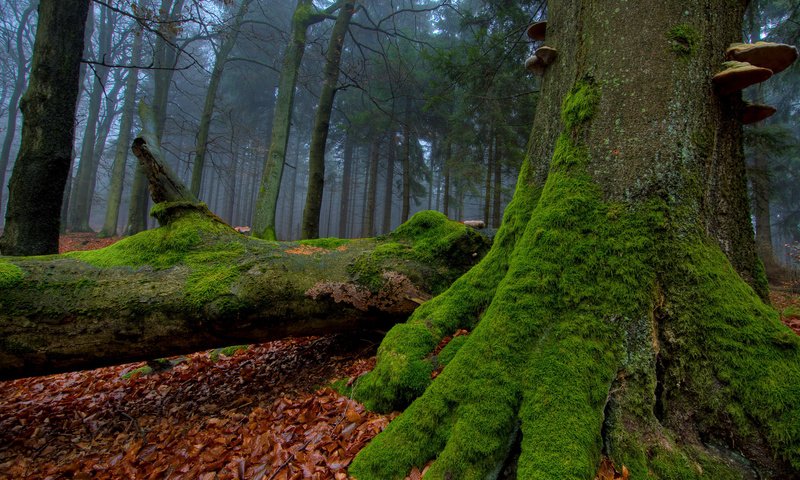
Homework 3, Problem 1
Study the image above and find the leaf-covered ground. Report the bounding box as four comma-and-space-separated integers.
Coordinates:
0, 234, 796, 479
0, 335, 393, 480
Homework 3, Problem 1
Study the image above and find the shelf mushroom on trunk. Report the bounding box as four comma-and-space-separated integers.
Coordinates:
742, 102, 777, 124
726, 41, 799, 74
525, 46, 558, 76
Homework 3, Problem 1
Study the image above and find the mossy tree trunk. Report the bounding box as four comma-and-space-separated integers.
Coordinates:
0, 0, 91, 256
301, 0, 356, 239
349, 1, 798, 479
252, 0, 332, 241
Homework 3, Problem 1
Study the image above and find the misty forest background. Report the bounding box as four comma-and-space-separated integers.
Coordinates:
0, 0, 798, 270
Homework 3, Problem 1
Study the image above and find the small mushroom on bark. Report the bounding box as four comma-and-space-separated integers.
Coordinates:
526, 21, 547, 41
742, 102, 777, 124
712, 61, 772, 95
726, 42, 798, 74
524, 46, 558, 75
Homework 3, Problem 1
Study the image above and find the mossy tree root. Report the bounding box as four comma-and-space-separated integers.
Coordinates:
349, 81, 800, 479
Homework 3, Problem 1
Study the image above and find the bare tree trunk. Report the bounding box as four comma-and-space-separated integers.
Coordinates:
252, 0, 331, 240
363, 135, 381, 237
99, 21, 143, 238
190, 0, 253, 198
0, 3, 37, 221
401, 104, 412, 222
301, 0, 356, 239
0, 0, 91, 256
338, 133, 354, 237
492, 142, 502, 228
483, 128, 494, 226
382, 134, 396, 234
442, 141, 451, 217
68, 6, 114, 232
126, 0, 185, 235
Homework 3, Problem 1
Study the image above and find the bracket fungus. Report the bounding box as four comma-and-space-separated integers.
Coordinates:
712, 61, 772, 95
526, 21, 547, 41
525, 46, 558, 76
726, 42, 799, 74
742, 102, 777, 124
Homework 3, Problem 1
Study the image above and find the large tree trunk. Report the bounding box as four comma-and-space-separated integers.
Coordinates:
0, 0, 91, 256
301, 0, 356, 239
349, 1, 797, 479
382, 134, 396, 234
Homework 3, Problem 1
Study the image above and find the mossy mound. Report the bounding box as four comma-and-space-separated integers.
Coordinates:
348, 211, 490, 294
66, 207, 247, 309
0, 260, 24, 289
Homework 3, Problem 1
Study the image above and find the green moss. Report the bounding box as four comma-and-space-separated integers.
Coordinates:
67, 209, 247, 308
348, 211, 489, 294
667, 24, 700, 57
437, 335, 468, 367
122, 365, 153, 379
561, 79, 601, 130
0, 260, 24, 289
210, 344, 249, 362
660, 237, 800, 471
299, 237, 349, 249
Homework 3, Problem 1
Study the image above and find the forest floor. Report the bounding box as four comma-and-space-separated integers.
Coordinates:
0, 233, 797, 480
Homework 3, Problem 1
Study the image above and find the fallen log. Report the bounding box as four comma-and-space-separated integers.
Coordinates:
0, 104, 489, 379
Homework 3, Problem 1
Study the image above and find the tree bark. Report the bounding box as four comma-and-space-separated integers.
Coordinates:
301, 0, 356, 239
400, 104, 412, 223
0, 0, 91, 256
349, 1, 796, 478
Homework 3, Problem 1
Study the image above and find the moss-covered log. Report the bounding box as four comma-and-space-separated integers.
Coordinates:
0, 205, 488, 380
348, 1, 800, 479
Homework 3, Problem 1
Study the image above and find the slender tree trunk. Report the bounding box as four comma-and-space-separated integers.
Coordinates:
483, 132, 493, 226
400, 105, 412, 223
68, 6, 113, 232
99, 23, 143, 238
252, 0, 325, 240
363, 135, 381, 237
492, 142, 502, 228
190, 0, 253, 198
442, 142, 451, 217
126, 0, 185, 235
0, 0, 91, 255
338, 133, 354, 237
0, 3, 37, 221
301, 0, 356, 239
382, 134, 396, 234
